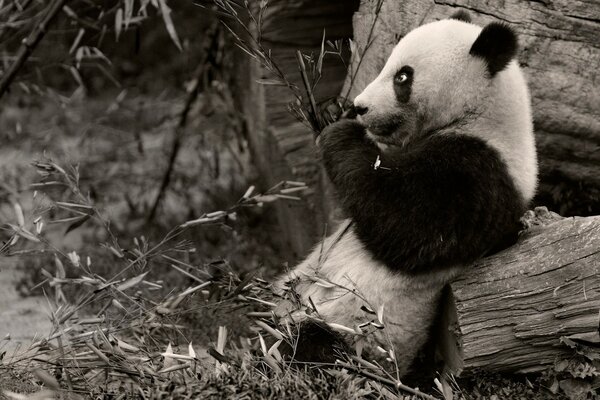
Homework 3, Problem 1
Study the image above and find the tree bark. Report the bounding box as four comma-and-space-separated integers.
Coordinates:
446, 208, 600, 374
233, 0, 358, 261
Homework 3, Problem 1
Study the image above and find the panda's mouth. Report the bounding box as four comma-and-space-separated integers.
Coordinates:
361, 109, 424, 149
361, 112, 409, 136
365, 123, 412, 148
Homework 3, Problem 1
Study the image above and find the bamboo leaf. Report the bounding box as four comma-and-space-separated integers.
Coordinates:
124, 0, 134, 28
115, 8, 123, 41
33, 369, 60, 390
255, 78, 286, 86
69, 28, 85, 55
54, 255, 66, 279
158, 0, 182, 51
253, 195, 279, 203
75, 47, 85, 69
116, 272, 149, 291
317, 29, 326, 75
188, 342, 196, 358
8, 224, 40, 243
12, 202, 24, 227
69, 66, 84, 88
64, 215, 91, 235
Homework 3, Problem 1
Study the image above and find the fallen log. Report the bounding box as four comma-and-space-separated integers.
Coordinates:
444, 208, 600, 374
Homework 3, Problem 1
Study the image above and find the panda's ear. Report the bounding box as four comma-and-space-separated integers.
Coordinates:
469, 22, 518, 77
450, 10, 471, 23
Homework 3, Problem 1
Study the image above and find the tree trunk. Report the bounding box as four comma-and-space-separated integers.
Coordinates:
233, 0, 358, 262
444, 208, 600, 374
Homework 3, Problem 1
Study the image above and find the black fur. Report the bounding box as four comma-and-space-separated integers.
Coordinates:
279, 320, 348, 365
470, 22, 518, 77
319, 119, 526, 275
393, 66, 414, 104
450, 10, 471, 23
354, 105, 368, 116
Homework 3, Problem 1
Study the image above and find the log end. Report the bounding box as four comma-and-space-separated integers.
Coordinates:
441, 209, 600, 375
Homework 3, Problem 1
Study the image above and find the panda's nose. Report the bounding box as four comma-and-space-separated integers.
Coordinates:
354, 105, 369, 116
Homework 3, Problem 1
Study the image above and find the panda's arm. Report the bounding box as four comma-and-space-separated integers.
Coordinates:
319, 119, 526, 274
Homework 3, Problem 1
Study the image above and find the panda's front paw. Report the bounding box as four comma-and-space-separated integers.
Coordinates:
317, 119, 367, 147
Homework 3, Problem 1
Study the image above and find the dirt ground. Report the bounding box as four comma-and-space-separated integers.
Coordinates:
0, 258, 51, 355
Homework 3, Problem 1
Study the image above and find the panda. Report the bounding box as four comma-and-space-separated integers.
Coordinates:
273, 11, 538, 377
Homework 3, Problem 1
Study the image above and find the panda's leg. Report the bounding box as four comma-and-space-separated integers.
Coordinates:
273, 220, 355, 365
274, 223, 454, 376
273, 219, 353, 295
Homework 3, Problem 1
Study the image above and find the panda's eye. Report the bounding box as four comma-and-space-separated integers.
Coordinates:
395, 73, 408, 84
394, 66, 414, 103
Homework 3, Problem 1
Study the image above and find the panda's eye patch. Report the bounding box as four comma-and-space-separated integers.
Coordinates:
393, 66, 414, 103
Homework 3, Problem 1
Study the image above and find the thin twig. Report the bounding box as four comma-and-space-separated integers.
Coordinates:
146, 25, 221, 223
336, 362, 440, 400
295, 50, 321, 134
0, 0, 68, 99
0, 0, 34, 41
144, 66, 204, 223
342, 0, 385, 102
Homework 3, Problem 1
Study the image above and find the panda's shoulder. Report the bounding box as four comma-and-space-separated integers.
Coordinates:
425, 132, 494, 151
408, 133, 516, 187
422, 133, 507, 167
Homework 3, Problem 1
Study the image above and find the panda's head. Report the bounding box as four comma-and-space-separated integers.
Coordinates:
353, 12, 527, 147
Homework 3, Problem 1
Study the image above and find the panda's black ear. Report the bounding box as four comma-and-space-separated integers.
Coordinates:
450, 10, 471, 23
469, 22, 518, 77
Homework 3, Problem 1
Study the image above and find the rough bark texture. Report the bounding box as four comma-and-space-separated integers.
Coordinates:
346, 0, 600, 216
234, 0, 357, 261
448, 208, 600, 374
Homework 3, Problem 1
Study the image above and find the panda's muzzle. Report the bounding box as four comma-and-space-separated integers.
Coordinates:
354, 105, 369, 116
364, 114, 405, 137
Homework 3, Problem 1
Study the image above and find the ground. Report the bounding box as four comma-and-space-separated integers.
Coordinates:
0, 258, 52, 354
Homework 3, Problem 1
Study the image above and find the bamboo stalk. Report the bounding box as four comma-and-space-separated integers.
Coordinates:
144, 61, 205, 223
0, 0, 69, 98
145, 23, 222, 223
295, 50, 320, 134
336, 362, 440, 400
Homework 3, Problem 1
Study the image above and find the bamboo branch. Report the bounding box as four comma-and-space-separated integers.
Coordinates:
342, 0, 384, 102
295, 50, 321, 134
0, 0, 34, 42
145, 61, 206, 224
0, 0, 68, 98
336, 362, 440, 400
145, 24, 221, 223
